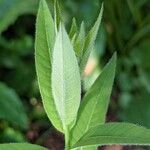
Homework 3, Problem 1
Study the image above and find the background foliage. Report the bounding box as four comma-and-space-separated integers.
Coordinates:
0, 0, 149, 149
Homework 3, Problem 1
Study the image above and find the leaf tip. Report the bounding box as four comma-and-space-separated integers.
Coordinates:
110, 52, 117, 72
40, 0, 48, 9
98, 2, 104, 21
113, 52, 117, 61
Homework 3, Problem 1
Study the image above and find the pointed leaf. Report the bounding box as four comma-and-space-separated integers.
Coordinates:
69, 18, 78, 40
54, 0, 61, 32
74, 21, 85, 60
80, 4, 103, 74
35, 0, 63, 132
52, 25, 81, 130
73, 123, 150, 148
0, 143, 47, 150
71, 33, 77, 46
70, 53, 116, 146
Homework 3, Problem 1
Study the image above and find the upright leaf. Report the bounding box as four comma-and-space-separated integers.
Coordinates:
73, 123, 150, 148
69, 18, 78, 40
54, 0, 61, 33
35, 0, 63, 132
0, 82, 28, 129
0, 143, 47, 150
52, 25, 81, 130
80, 4, 103, 74
70, 53, 116, 146
74, 21, 85, 60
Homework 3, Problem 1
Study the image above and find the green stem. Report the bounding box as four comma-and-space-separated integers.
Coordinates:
64, 126, 70, 150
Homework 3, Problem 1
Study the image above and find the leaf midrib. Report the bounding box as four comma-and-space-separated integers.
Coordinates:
60, 26, 66, 126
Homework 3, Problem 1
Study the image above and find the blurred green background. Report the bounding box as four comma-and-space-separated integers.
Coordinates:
0, 0, 150, 149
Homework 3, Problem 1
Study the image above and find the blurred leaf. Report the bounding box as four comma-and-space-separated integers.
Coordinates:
125, 25, 150, 50
0, 36, 33, 56
73, 123, 150, 148
119, 91, 150, 128
52, 25, 81, 130
0, 82, 28, 129
0, 143, 47, 150
0, 0, 39, 33
35, 0, 63, 132
70, 53, 116, 146
0, 128, 25, 143
138, 39, 150, 69
127, 0, 142, 25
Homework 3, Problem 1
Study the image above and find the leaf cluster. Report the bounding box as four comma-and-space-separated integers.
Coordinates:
0, 0, 150, 150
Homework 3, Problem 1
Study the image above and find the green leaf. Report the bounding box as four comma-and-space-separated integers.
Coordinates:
35, 0, 63, 132
0, 82, 28, 129
74, 21, 85, 60
54, 0, 61, 33
73, 123, 150, 148
0, 143, 47, 150
70, 53, 116, 146
52, 24, 81, 130
0, 0, 39, 33
69, 18, 78, 40
80, 4, 103, 74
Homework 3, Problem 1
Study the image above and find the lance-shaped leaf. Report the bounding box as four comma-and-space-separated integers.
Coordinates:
0, 143, 47, 150
73, 123, 150, 148
80, 4, 103, 75
35, 0, 63, 132
69, 18, 78, 40
54, 0, 61, 33
70, 53, 116, 146
52, 25, 81, 130
74, 21, 85, 61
